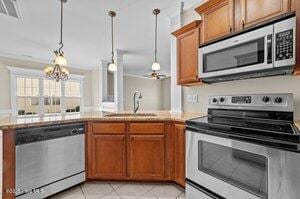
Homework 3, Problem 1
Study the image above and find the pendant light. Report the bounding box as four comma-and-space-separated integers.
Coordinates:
108, 11, 117, 72
152, 9, 160, 71
45, 0, 69, 82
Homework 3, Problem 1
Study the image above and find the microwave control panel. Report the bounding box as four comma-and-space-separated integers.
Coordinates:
275, 29, 294, 61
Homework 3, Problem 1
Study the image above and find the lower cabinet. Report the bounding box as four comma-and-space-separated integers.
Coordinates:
174, 124, 186, 187
87, 121, 186, 185
91, 135, 126, 179
129, 135, 165, 179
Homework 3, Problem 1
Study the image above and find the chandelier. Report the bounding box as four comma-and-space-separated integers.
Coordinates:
45, 0, 69, 82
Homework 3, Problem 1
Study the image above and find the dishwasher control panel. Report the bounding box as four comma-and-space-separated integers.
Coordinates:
16, 123, 85, 145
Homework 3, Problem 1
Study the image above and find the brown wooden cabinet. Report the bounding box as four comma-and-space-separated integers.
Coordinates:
172, 21, 202, 86
91, 135, 126, 179
238, 0, 290, 30
129, 135, 165, 180
87, 121, 168, 181
291, 0, 296, 11
87, 122, 127, 180
195, 0, 234, 43
174, 124, 186, 187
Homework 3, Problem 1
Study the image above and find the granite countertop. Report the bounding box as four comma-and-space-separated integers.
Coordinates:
0, 111, 205, 130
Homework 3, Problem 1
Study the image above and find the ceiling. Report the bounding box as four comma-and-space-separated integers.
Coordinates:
0, 0, 201, 76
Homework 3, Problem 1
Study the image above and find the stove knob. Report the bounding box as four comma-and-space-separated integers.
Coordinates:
262, 96, 270, 103
275, 97, 283, 103
212, 98, 218, 103
220, 97, 225, 103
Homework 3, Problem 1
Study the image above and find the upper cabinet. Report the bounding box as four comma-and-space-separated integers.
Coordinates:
195, 0, 294, 43
172, 21, 202, 86
237, 0, 290, 30
195, 0, 234, 43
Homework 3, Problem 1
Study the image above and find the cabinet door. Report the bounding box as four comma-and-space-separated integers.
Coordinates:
92, 135, 126, 179
196, 0, 234, 42
129, 135, 165, 179
290, 0, 295, 11
174, 124, 186, 187
240, 0, 290, 29
177, 27, 200, 84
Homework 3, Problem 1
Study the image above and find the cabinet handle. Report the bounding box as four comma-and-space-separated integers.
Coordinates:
229, 26, 233, 33
242, 20, 245, 29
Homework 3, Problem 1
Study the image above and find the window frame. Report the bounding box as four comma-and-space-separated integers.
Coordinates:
8, 66, 84, 117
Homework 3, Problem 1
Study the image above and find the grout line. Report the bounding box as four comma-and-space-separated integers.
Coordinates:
141, 185, 158, 199
79, 184, 87, 199
109, 183, 122, 198
176, 191, 185, 199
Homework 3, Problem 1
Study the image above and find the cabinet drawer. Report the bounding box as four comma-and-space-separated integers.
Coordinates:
129, 123, 165, 135
92, 123, 126, 134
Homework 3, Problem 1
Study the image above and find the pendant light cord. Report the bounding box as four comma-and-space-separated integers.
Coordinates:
154, 13, 158, 63
111, 14, 114, 63
58, 0, 64, 54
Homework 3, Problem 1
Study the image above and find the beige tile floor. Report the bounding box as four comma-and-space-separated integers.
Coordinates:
51, 182, 185, 199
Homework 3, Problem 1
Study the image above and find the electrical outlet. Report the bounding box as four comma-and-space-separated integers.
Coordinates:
187, 94, 198, 103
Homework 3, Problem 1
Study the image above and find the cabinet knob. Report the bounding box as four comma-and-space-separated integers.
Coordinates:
229, 26, 233, 33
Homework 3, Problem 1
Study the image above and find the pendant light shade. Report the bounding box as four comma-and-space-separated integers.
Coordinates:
152, 9, 160, 71
54, 53, 67, 66
45, 0, 69, 82
108, 11, 117, 72
108, 62, 117, 72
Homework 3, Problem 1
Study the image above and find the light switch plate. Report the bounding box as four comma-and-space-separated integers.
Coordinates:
187, 94, 198, 103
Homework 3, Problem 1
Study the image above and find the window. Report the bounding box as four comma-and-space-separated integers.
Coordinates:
65, 81, 81, 113
44, 80, 62, 114
17, 77, 39, 116
11, 67, 83, 117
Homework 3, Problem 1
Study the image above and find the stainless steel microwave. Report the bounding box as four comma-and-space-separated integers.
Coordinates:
199, 16, 296, 83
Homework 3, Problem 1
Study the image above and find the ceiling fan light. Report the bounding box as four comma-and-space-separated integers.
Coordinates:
152, 62, 160, 71
55, 54, 67, 66
108, 62, 117, 72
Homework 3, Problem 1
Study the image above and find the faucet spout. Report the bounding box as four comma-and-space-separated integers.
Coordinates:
133, 91, 142, 114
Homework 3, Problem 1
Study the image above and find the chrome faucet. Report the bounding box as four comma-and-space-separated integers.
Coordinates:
133, 91, 142, 114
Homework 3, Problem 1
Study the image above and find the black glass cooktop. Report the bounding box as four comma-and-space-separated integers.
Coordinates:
186, 116, 300, 144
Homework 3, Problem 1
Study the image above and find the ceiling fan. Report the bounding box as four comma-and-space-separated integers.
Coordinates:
143, 71, 167, 80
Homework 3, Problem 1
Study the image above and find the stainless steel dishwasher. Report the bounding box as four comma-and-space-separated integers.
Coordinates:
15, 123, 85, 199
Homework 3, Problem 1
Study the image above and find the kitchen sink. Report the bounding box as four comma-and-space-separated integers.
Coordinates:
104, 113, 157, 117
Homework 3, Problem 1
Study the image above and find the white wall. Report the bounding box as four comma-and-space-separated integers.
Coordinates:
0, 57, 92, 113
91, 66, 101, 110
123, 75, 170, 111
181, 3, 300, 120
161, 77, 171, 110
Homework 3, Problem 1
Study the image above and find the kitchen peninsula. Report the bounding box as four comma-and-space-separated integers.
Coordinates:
0, 111, 203, 199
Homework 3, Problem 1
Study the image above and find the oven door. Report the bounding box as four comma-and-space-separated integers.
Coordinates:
199, 25, 273, 79
186, 129, 286, 199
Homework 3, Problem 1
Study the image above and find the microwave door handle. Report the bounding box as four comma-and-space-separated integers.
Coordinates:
267, 34, 273, 64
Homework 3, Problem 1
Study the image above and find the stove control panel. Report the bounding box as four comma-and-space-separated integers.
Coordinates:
209, 94, 293, 112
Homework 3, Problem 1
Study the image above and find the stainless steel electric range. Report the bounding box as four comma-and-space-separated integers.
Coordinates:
185, 93, 300, 199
